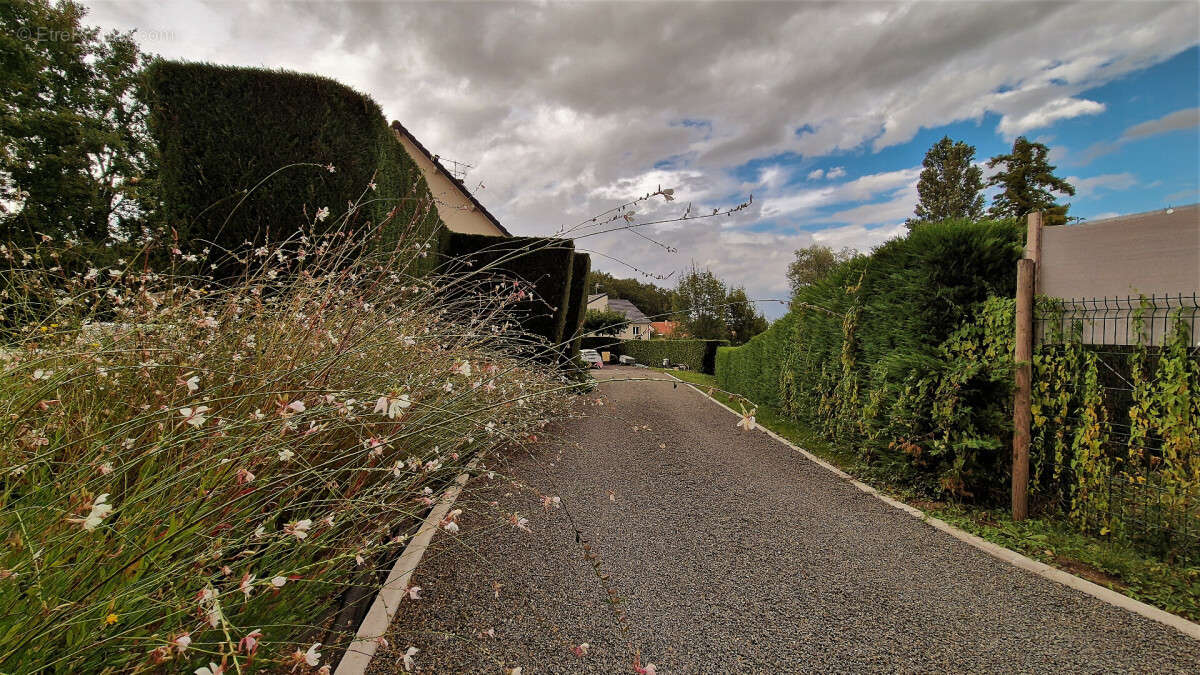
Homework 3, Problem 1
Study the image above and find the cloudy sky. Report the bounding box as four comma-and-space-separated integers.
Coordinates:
85, 1, 1199, 318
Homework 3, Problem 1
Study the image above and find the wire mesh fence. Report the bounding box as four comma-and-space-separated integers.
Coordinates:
1035, 293, 1200, 562
1036, 292, 1200, 348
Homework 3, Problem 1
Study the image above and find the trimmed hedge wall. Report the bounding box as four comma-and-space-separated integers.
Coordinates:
442, 233, 580, 355
143, 60, 443, 274
715, 312, 797, 409
563, 252, 591, 357
621, 339, 728, 374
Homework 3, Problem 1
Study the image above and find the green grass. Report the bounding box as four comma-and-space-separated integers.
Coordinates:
654, 367, 1200, 623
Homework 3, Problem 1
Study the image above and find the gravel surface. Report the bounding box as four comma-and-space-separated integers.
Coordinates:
367, 367, 1200, 674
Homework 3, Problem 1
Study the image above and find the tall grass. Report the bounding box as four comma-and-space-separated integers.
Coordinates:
0, 201, 575, 672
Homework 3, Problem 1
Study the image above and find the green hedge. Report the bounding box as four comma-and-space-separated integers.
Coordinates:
714, 218, 1023, 499
715, 312, 797, 409
621, 339, 728, 373
563, 252, 591, 357
442, 233, 578, 354
143, 60, 443, 274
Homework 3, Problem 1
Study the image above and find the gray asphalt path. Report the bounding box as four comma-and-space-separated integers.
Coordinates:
368, 367, 1200, 673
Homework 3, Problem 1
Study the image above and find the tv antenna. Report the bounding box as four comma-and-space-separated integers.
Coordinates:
432, 154, 473, 181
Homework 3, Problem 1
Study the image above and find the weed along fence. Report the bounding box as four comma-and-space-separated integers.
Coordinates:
1013, 208, 1200, 561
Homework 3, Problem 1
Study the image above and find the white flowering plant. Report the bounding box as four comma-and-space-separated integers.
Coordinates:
0, 205, 575, 672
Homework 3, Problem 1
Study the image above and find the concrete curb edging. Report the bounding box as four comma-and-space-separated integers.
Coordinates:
335, 460, 479, 675
664, 374, 1200, 642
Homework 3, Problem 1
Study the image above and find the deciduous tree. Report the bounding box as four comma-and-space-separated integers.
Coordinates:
582, 309, 629, 336
673, 264, 728, 341
787, 244, 855, 297
725, 286, 767, 345
0, 0, 157, 244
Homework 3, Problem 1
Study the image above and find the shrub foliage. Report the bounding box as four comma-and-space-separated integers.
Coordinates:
719, 219, 1023, 497
622, 339, 728, 374
143, 60, 443, 273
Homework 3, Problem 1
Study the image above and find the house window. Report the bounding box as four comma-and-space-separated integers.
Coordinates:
632, 325, 640, 336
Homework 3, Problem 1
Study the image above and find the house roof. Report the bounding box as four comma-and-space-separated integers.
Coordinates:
650, 321, 677, 336
607, 298, 650, 323
587, 293, 607, 303
390, 120, 512, 237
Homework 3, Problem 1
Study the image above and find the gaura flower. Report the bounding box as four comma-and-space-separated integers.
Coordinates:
173, 632, 192, 654
284, 519, 312, 540
451, 361, 472, 377
406, 584, 422, 600
305, 643, 322, 667
737, 409, 757, 431
180, 406, 211, 428
236, 468, 255, 484
507, 513, 531, 533
271, 575, 287, 588
240, 572, 255, 598
373, 394, 411, 419
541, 496, 561, 510
440, 509, 462, 533
571, 643, 589, 657
315, 206, 330, 223
403, 646, 419, 672
278, 448, 295, 462
238, 629, 263, 655
68, 493, 114, 531
195, 662, 224, 675
179, 374, 200, 393
286, 400, 306, 414
97, 462, 114, 476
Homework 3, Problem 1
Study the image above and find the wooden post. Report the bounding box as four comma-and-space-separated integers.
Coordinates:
1013, 257, 1035, 521
1025, 211, 1043, 294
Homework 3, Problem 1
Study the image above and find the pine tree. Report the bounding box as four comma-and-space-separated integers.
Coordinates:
907, 136, 984, 228
986, 136, 1076, 225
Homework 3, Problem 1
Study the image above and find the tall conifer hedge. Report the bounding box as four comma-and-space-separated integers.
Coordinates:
143, 61, 443, 273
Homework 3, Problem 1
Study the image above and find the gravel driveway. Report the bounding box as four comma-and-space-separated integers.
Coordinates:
367, 367, 1200, 673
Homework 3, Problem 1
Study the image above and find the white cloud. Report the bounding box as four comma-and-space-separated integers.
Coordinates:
79, 0, 1199, 317
825, 166, 846, 179
812, 223, 907, 252
1078, 107, 1200, 164
1122, 107, 1200, 139
997, 97, 1106, 137
1066, 172, 1138, 197
824, 182, 919, 227
806, 169, 824, 180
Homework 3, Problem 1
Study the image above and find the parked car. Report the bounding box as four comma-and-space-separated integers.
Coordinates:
579, 349, 603, 368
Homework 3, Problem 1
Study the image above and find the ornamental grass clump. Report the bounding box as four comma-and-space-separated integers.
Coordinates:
0, 210, 573, 672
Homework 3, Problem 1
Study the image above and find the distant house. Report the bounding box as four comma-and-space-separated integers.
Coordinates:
587, 293, 653, 340
650, 321, 679, 338
391, 121, 511, 237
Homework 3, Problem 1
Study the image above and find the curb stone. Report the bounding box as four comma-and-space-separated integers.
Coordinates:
335, 459, 478, 675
